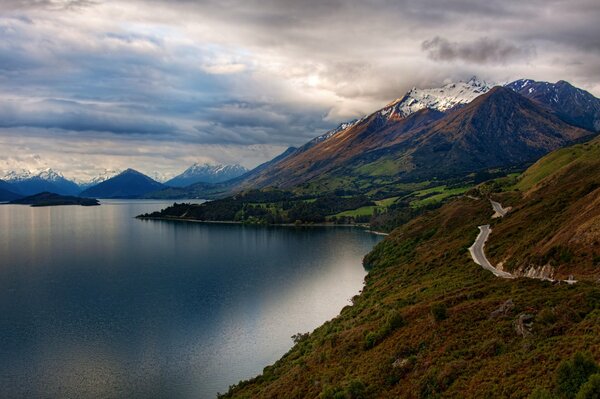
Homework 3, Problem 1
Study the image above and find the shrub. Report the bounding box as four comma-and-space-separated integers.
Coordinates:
431, 303, 448, 322
346, 379, 367, 399
364, 331, 379, 350
292, 332, 310, 344
576, 374, 600, 399
556, 352, 599, 398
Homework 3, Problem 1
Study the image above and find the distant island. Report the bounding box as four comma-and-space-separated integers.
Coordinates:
9, 192, 100, 207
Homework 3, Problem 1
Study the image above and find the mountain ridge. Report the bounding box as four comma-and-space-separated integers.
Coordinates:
80, 168, 164, 198
1, 168, 81, 196
166, 163, 248, 187
230, 85, 591, 195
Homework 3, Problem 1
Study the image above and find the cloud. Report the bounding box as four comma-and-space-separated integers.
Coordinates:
0, 98, 178, 135
0, 0, 598, 177
422, 36, 535, 64
0, 0, 96, 11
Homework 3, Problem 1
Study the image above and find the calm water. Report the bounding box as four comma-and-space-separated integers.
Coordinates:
0, 200, 381, 398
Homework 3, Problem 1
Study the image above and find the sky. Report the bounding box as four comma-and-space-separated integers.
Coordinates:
0, 0, 599, 181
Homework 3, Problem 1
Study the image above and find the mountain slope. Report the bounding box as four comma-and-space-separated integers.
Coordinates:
240, 107, 446, 190
166, 163, 248, 187
2, 169, 81, 196
486, 136, 600, 279
223, 137, 600, 399
0, 180, 21, 201
506, 79, 600, 132
80, 169, 164, 198
78, 169, 121, 190
237, 87, 590, 194
403, 86, 590, 180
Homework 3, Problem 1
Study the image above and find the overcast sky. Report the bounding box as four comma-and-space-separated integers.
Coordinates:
1, 0, 599, 181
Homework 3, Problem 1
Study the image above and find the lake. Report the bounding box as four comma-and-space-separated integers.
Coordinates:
0, 200, 382, 398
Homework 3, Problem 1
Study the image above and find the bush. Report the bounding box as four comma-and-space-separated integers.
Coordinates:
576, 374, 600, 399
431, 303, 448, 322
292, 332, 310, 344
346, 379, 367, 399
556, 352, 599, 398
364, 331, 379, 350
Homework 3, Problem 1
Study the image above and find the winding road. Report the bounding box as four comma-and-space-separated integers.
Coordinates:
469, 199, 578, 283
490, 200, 510, 218
469, 224, 514, 279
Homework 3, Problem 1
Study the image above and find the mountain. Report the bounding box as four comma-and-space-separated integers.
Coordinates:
0, 180, 22, 201
383, 76, 493, 118
222, 137, 600, 399
145, 147, 300, 199
506, 79, 600, 132
80, 169, 165, 198
401, 86, 590, 180
166, 163, 248, 187
235, 86, 591, 195
247, 77, 492, 185
2, 168, 81, 196
77, 169, 121, 190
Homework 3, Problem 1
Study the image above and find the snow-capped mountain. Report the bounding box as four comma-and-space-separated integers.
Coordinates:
2, 168, 81, 196
310, 120, 361, 145
505, 79, 600, 132
166, 163, 249, 187
149, 171, 172, 184
380, 76, 494, 119
78, 169, 122, 190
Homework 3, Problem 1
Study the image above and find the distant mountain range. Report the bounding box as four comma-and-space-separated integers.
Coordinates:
1, 169, 81, 196
166, 163, 248, 187
80, 169, 165, 198
2, 78, 598, 200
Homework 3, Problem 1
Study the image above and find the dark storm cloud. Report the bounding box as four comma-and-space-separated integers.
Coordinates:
422, 37, 535, 64
0, 99, 178, 135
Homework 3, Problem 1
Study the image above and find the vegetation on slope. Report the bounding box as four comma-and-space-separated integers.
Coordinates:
220, 139, 600, 398
9, 192, 100, 207
486, 137, 600, 279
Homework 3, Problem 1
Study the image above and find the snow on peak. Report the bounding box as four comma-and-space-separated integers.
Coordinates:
381, 77, 495, 119
84, 169, 122, 185
2, 168, 66, 182
2, 169, 32, 181
36, 168, 66, 182
182, 163, 247, 177
309, 119, 362, 145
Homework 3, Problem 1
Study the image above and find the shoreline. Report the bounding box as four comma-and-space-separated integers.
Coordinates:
136, 215, 390, 235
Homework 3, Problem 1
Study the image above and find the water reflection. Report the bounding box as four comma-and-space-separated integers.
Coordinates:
0, 201, 381, 398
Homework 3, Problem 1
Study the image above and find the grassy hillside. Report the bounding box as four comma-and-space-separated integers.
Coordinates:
487, 137, 600, 279
221, 140, 600, 399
